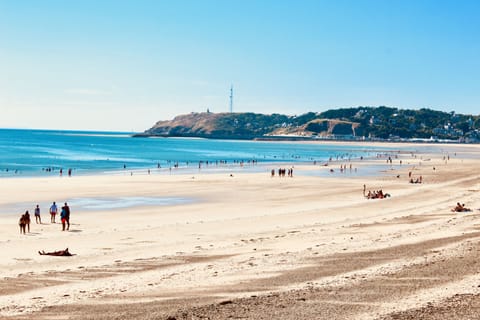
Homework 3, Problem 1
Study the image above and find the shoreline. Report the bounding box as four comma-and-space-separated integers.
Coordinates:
0, 130, 446, 179
0, 143, 479, 319
2, 139, 478, 180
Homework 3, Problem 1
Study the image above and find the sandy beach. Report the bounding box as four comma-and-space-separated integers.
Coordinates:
1, 142, 479, 320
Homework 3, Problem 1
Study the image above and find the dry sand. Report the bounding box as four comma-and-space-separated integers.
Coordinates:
0, 142, 479, 320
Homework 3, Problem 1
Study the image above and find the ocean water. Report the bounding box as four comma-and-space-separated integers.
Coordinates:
0, 129, 396, 177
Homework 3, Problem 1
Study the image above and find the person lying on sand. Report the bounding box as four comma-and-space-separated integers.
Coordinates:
451, 202, 471, 212
38, 248, 73, 256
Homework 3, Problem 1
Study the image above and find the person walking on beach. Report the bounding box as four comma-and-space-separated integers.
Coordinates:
24, 210, 30, 233
61, 202, 70, 231
49, 201, 58, 223
19, 213, 27, 234
60, 206, 66, 231
34, 204, 41, 224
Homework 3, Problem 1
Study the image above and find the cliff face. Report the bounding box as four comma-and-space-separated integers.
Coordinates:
270, 119, 360, 137
143, 112, 223, 137
139, 112, 272, 139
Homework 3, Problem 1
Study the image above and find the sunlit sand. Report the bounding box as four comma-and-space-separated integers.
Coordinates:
0, 142, 479, 319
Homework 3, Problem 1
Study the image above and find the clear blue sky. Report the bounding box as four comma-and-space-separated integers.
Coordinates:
1, 0, 479, 131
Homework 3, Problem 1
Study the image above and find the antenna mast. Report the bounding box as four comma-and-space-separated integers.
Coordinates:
229, 85, 233, 113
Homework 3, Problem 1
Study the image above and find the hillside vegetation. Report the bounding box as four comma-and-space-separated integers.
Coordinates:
137, 106, 480, 142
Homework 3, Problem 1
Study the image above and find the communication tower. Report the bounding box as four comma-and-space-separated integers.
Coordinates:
229, 85, 233, 113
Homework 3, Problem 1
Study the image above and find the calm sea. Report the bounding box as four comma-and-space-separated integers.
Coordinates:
0, 129, 395, 177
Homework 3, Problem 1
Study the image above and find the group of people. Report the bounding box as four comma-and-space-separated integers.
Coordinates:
407, 171, 423, 184
18, 201, 71, 234
363, 185, 391, 200
41, 167, 73, 177
409, 177, 423, 184
365, 190, 391, 199
271, 168, 294, 177
451, 202, 471, 213
338, 163, 357, 173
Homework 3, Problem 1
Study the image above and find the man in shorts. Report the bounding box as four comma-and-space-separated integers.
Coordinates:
34, 204, 41, 224
49, 202, 58, 223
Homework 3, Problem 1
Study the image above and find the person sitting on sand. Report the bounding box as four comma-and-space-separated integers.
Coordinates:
452, 202, 463, 212
38, 248, 72, 256
377, 190, 384, 199
410, 177, 422, 184
452, 202, 471, 212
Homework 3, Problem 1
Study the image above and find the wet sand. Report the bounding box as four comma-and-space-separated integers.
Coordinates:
0, 142, 479, 319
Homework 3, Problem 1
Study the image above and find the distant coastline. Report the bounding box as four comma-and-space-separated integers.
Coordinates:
134, 133, 473, 144
136, 107, 480, 143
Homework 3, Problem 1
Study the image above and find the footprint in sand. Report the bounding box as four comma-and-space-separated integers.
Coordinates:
13, 258, 33, 262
